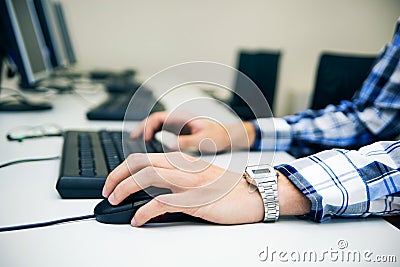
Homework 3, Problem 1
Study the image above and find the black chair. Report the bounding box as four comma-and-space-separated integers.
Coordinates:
229, 50, 281, 120
310, 52, 377, 110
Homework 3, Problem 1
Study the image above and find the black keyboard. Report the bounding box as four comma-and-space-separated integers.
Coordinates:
57, 130, 164, 198
86, 90, 165, 121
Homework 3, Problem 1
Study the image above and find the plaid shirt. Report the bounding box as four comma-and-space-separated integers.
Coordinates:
252, 18, 400, 222
275, 141, 400, 222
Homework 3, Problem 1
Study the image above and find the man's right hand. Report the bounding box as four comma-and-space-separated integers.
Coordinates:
130, 111, 256, 153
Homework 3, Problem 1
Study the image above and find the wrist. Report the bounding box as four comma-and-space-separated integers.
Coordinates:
244, 165, 279, 222
228, 121, 256, 149
244, 121, 256, 148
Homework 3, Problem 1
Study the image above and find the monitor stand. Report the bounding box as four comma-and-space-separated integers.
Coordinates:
0, 53, 52, 111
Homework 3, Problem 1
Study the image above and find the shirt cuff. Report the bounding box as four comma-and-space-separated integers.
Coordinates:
251, 118, 292, 151
275, 149, 369, 222
250, 120, 261, 150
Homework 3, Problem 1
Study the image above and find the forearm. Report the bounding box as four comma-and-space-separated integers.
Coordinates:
250, 107, 400, 158
275, 141, 400, 222
285, 106, 400, 148
277, 171, 311, 216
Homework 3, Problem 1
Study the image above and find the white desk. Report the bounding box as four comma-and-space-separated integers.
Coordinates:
0, 85, 399, 267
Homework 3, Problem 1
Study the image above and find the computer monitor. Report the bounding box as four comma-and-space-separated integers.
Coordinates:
0, 0, 52, 88
53, 1, 77, 65
34, 0, 69, 68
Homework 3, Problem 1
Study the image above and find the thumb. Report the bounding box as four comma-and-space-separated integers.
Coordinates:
132, 194, 186, 226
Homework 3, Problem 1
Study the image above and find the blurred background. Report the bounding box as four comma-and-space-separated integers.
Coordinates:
59, 0, 400, 116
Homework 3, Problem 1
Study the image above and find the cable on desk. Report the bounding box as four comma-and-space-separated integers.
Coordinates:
0, 156, 60, 169
0, 214, 96, 232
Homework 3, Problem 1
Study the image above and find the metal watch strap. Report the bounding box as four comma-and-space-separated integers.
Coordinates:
244, 165, 279, 222
257, 176, 279, 222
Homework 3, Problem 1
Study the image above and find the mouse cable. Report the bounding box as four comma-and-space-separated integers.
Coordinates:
0, 214, 96, 232
0, 156, 60, 169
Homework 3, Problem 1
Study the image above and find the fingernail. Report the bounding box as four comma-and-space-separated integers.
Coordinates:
102, 187, 107, 197
131, 218, 136, 227
108, 193, 115, 204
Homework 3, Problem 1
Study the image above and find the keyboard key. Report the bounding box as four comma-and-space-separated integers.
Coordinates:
57, 130, 167, 198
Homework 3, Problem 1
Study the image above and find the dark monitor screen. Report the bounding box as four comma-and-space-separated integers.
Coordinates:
53, 1, 76, 65
34, 0, 69, 68
0, 0, 52, 87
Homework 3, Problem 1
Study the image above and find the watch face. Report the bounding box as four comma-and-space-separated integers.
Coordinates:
247, 164, 275, 177
251, 168, 272, 175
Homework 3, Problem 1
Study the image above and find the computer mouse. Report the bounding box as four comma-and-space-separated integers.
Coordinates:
94, 190, 205, 225
94, 195, 151, 224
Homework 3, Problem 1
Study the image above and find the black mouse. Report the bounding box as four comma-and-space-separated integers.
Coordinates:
94, 190, 205, 225
94, 195, 151, 224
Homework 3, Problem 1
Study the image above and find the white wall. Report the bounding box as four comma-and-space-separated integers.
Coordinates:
60, 0, 400, 116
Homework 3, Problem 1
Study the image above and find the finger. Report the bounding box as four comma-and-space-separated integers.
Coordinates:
107, 175, 141, 205
108, 166, 193, 205
103, 153, 167, 197
103, 152, 196, 198
103, 153, 149, 198
133, 193, 191, 226
130, 112, 168, 141
108, 166, 167, 205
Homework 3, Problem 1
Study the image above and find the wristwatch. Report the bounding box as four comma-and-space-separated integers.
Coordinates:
244, 164, 279, 222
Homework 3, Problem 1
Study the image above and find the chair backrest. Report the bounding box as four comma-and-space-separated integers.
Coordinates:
310, 52, 376, 110
229, 50, 281, 120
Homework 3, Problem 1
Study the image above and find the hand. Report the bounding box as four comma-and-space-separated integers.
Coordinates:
102, 152, 311, 226
130, 111, 256, 153
102, 152, 265, 226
